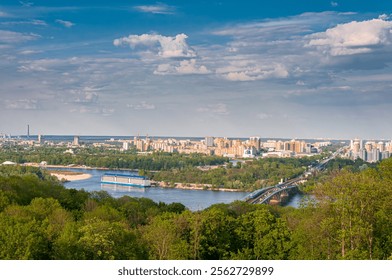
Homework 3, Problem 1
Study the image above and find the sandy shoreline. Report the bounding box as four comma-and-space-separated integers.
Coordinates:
49, 172, 92, 182
25, 163, 247, 192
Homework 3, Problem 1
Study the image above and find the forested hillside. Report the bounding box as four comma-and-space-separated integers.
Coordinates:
0, 159, 391, 260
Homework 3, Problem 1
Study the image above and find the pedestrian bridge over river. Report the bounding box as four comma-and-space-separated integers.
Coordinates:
242, 147, 347, 205
243, 178, 302, 205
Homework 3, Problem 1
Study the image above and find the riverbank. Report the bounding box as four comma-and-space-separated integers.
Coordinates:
153, 181, 245, 192
24, 162, 246, 192
49, 171, 92, 182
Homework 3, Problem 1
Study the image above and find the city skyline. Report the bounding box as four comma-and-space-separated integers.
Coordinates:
1, 1, 392, 139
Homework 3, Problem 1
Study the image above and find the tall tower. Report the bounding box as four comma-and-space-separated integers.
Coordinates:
27, 124, 30, 139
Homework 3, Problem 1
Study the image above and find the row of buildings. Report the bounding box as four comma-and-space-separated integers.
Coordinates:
123, 136, 330, 158
348, 139, 392, 163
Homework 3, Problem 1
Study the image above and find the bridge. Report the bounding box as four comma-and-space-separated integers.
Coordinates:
243, 147, 348, 206
243, 178, 302, 205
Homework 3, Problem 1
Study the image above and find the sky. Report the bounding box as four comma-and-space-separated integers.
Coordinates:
0, 0, 391, 139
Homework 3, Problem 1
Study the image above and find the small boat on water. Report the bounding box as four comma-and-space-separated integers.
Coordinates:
100, 173, 151, 188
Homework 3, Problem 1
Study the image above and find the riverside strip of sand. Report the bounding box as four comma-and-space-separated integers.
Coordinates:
49, 171, 92, 182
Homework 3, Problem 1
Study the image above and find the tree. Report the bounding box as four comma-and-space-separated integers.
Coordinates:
232, 208, 292, 260
141, 213, 190, 260
198, 207, 236, 259
312, 167, 392, 259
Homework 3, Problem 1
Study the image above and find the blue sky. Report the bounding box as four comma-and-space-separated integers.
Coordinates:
1, 1, 392, 139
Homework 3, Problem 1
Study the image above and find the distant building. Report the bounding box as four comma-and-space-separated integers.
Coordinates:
37, 134, 43, 144
243, 147, 256, 158
73, 136, 80, 146
381, 151, 390, 160
205, 136, 214, 147
122, 141, 129, 150
249, 136, 261, 151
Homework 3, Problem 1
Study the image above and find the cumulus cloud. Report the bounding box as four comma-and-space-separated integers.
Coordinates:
134, 3, 175, 15
113, 33, 196, 58
56, 19, 75, 28
307, 18, 392, 56
379, 14, 391, 20
154, 59, 210, 75
127, 101, 156, 110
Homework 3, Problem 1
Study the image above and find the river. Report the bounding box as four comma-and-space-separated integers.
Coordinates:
53, 167, 304, 211
56, 167, 248, 211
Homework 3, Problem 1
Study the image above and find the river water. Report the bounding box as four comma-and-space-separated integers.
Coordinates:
58, 168, 248, 211
57, 167, 303, 211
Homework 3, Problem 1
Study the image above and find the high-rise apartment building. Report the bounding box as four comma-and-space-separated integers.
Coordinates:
73, 136, 80, 146
205, 136, 214, 147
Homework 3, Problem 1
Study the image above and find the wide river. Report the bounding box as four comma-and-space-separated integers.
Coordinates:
58, 167, 302, 211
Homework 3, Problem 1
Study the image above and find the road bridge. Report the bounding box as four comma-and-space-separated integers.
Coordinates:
244, 147, 348, 205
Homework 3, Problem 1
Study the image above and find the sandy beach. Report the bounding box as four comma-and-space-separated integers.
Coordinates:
49, 172, 92, 182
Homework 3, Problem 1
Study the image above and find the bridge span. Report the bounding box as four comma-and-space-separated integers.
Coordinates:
244, 178, 303, 205
243, 147, 347, 206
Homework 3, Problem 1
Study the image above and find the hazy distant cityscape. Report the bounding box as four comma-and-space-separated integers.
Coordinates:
1, 131, 391, 163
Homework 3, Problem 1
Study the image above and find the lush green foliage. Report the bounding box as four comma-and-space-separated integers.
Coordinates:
152, 157, 320, 191
0, 146, 227, 170
0, 158, 392, 260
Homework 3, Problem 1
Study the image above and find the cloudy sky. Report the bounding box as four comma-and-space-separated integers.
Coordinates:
1, 1, 391, 139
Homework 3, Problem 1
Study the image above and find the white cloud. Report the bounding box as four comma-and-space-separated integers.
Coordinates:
134, 3, 175, 15
197, 103, 229, 115
127, 101, 156, 110
5, 99, 39, 110
17, 58, 66, 72
73, 90, 99, 104
218, 62, 289, 81
114, 33, 196, 58
70, 106, 114, 116
0, 30, 39, 44
307, 18, 392, 56
331, 2, 338, 7
56, 19, 75, 28
1, 19, 47, 26
176, 59, 209, 74
19, 50, 42, 55
18, 64, 47, 72
379, 14, 391, 20
154, 59, 210, 75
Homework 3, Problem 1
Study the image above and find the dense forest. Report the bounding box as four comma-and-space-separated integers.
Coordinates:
0, 158, 391, 260
0, 146, 228, 170
151, 157, 321, 191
